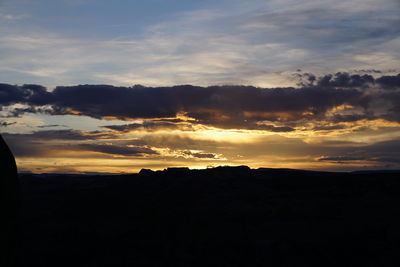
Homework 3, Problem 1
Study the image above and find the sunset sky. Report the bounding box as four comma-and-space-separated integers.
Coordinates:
1, 0, 399, 173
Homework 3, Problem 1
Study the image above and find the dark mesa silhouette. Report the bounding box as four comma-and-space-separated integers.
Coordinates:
0, 134, 19, 267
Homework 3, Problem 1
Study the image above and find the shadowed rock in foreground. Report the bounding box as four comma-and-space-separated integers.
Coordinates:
17, 167, 400, 266
0, 135, 19, 267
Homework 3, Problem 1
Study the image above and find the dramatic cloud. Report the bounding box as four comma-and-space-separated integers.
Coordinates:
317, 73, 375, 88
380, 91, 400, 122
318, 139, 400, 165
103, 120, 193, 132
2, 130, 156, 158
331, 114, 375, 123
0, 120, 16, 127
0, 83, 50, 105
0, 73, 399, 132
3, 129, 112, 141
183, 151, 219, 159
1, 73, 399, 131
37, 124, 67, 128
376, 74, 400, 89
3, 120, 400, 172
76, 144, 158, 156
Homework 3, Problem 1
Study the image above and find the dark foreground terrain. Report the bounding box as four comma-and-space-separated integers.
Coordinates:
17, 167, 400, 266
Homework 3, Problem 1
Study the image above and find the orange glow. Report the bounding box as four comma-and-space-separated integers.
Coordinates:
10, 115, 400, 174
243, 111, 297, 120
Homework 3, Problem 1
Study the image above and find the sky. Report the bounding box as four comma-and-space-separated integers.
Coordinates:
0, 0, 400, 173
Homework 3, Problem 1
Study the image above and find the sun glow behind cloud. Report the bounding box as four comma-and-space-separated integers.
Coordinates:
1, 0, 400, 173
1, 71, 400, 173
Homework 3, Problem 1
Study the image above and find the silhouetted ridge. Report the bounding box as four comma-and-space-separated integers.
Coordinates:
209, 165, 250, 173
351, 169, 400, 174
138, 168, 154, 175
138, 165, 389, 177
15, 165, 400, 266
164, 167, 190, 175
139, 165, 251, 176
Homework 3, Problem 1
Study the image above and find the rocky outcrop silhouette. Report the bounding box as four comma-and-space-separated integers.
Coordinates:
0, 134, 19, 267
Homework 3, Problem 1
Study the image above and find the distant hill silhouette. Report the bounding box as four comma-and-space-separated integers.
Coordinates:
15, 166, 400, 266
0, 134, 19, 267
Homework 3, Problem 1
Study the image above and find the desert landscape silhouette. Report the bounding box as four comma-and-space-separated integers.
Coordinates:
1, 134, 400, 266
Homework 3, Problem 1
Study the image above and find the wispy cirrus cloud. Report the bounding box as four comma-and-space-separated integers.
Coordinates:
0, 0, 398, 87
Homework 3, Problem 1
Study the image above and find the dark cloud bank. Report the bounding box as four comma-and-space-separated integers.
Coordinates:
1, 72, 400, 130
1, 72, 400, 168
